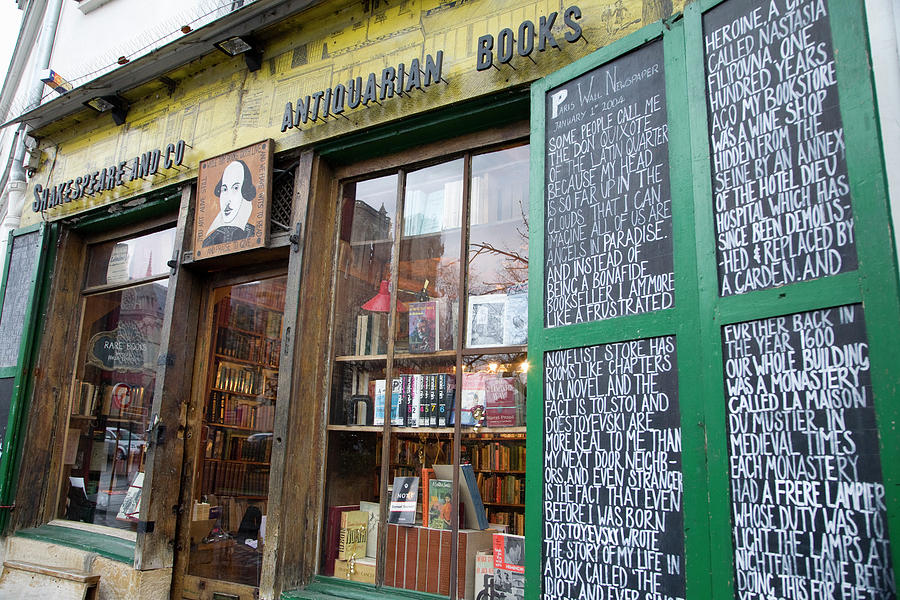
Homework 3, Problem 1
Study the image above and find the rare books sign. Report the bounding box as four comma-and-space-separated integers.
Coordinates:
193, 139, 273, 260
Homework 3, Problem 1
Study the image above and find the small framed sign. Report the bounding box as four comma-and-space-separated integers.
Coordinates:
193, 139, 273, 260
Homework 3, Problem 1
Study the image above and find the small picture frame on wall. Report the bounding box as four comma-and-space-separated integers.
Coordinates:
193, 139, 273, 260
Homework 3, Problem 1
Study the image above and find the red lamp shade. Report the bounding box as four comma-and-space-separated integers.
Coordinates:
362, 280, 393, 312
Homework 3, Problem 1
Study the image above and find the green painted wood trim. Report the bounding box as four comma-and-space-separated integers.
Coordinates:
316, 90, 530, 166
0, 223, 54, 533
65, 187, 182, 235
281, 577, 448, 600
528, 15, 718, 600
15, 524, 136, 564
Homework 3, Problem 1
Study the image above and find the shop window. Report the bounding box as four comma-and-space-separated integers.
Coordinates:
187, 275, 287, 587
57, 226, 175, 530
323, 143, 528, 597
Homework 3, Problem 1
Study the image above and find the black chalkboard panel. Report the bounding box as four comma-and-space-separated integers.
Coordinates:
704, 0, 857, 296
544, 40, 674, 327
723, 305, 895, 600
543, 337, 684, 600
0, 230, 40, 368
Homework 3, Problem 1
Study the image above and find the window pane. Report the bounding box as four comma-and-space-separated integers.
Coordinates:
467, 146, 529, 348
460, 353, 527, 535
58, 280, 168, 529
85, 227, 176, 288
335, 175, 398, 359
396, 159, 463, 354
188, 276, 286, 587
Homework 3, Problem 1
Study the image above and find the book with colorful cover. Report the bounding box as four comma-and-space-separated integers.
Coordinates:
485, 376, 518, 427
452, 372, 486, 426
427, 479, 453, 529
338, 510, 369, 560
492, 533, 525, 600
408, 300, 439, 353
433, 464, 488, 530
388, 476, 419, 525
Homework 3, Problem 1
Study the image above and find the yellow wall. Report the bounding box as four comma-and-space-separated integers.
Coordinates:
22, 0, 685, 226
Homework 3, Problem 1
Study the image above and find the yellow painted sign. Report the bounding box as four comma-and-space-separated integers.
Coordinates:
22, 0, 684, 226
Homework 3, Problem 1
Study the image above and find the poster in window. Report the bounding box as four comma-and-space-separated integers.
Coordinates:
193, 139, 273, 260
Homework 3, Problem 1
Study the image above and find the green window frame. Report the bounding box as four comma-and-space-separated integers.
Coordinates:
0, 222, 54, 532
526, 1, 900, 599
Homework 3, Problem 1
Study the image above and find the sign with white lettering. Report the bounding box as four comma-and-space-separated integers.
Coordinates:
704, 0, 856, 296
723, 305, 894, 599
543, 337, 685, 600
544, 40, 674, 327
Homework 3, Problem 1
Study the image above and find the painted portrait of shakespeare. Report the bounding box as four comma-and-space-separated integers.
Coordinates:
202, 159, 257, 247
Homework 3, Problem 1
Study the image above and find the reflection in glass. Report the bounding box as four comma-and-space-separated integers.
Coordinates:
397, 159, 463, 355
59, 280, 168, 529
467, 147, 529, 348
84, 227, 176, 288
188, 276, 286, 587
335, 175, 398, 359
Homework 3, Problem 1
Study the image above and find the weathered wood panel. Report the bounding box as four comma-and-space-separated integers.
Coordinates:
135, 185, 203, 570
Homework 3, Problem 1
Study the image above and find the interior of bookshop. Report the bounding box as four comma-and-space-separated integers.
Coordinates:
322, 143, 529, 599
188, 276, 286, 586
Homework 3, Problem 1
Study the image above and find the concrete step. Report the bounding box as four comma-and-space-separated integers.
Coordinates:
0, 559, 100, 600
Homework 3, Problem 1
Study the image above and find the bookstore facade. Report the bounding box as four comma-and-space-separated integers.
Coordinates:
1, 0, 900, 599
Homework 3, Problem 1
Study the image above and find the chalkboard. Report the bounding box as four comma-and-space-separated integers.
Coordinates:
0, 230, 41, 368
704, 0, 857, 296
544, 40, 674, 327
723, 305, 895, 599
543, 337, 685, 600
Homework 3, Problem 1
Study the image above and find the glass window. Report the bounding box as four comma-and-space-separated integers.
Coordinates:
322, 144, 529, 596
84, 227, 176, 289
187, 276, 286, 587
58, 231, 172, 529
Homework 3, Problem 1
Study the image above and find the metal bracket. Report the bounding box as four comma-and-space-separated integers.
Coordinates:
289, 221, 303, 253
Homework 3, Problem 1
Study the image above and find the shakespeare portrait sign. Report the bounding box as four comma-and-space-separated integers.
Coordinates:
193, 139, 273, 259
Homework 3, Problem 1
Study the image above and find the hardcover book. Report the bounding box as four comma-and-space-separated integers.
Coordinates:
359, 500, 380, 558
454, 372, 486, 426
388, 476, 419, 525
433, 464, 488, 530
484, 376, 518, 427
338, 510, 369, 560
427, 479, 453, 529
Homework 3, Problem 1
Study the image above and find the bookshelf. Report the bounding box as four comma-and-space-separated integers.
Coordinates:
188, 276, 286, 588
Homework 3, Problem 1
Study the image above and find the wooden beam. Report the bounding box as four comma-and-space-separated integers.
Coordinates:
135, 184, 203, 570
259, 150, 335, 599
12, 229, 85, 530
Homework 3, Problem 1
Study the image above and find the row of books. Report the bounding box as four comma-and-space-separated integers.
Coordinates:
214, 364, 262, 395
374, 374, 455, 427
71, 380, 148, 420
476, 473, 524, 506
355, 313, 386, 356
206, 392, 275, 430
218, 297, 283, 337
215, 327, 281, 367
468, 441, 525, 472
392, 437, 451, 468
200, 460, 270, 496
205, 428, 273, 462
489, 511, 525, 536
